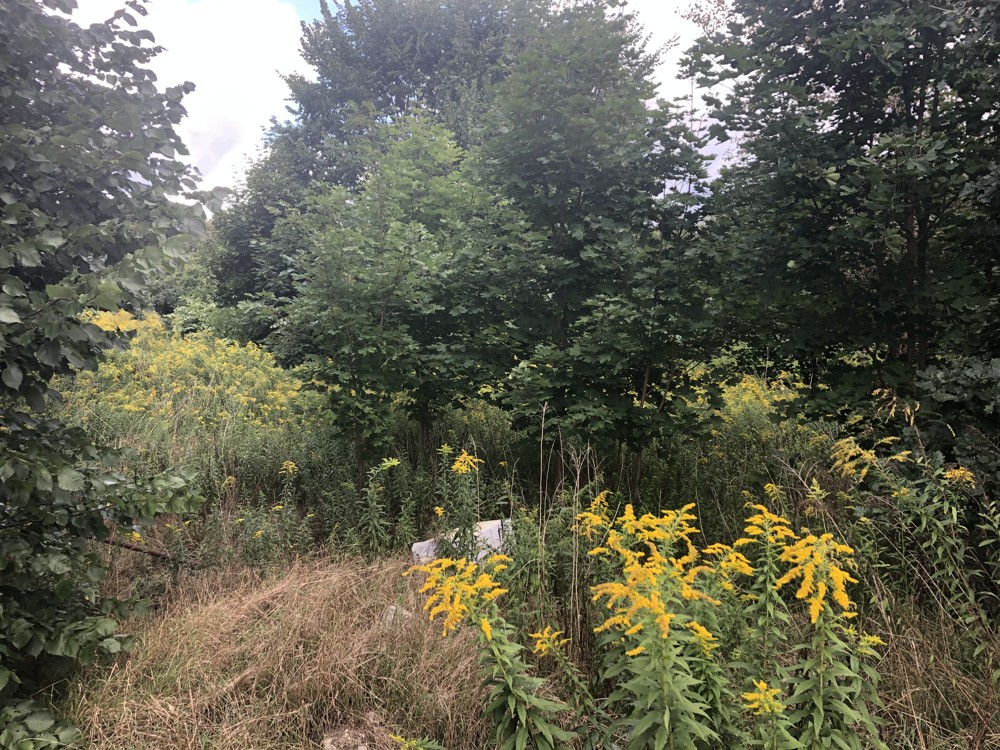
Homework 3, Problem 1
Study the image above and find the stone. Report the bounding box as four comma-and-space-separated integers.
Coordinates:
410, 518, 512, 564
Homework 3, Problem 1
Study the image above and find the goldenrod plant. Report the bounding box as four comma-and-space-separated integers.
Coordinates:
574, 492, 886, 750
356, 458, 398, 557
585, 500, 738, 748
61, 310, 322, 503
434, 446, 486, 559
406, 555, 576, 750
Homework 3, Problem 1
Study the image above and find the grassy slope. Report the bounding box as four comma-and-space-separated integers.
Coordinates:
66, 558, 487, 750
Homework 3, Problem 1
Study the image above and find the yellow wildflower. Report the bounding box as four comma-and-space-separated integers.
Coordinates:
591, 503, 712, 641
451, 450, 484, 475
735, 504, 798, 547
741, 680, 784, 715
405, 556, 508, 637
776, 533, 858, 622
480, 618, 493, 641
529, 626, 570, 656
434, 506, 445, 517
685, 620, 718, 654
279, 460, 298, 477
380, 457, 401, 470
943, 466, 976, 487
272, 504, 284, 511
576, 490, 612, 541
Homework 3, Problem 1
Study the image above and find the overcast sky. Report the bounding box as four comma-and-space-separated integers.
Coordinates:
73, 0, 704, 190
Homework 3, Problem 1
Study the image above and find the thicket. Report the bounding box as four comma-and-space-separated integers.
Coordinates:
3, 0, 1000, 748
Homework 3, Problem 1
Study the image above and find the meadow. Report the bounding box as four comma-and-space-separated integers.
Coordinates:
53, 312, 1000, 750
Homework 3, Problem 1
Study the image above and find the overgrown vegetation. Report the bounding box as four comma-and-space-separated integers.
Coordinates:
3, 0, 999, 748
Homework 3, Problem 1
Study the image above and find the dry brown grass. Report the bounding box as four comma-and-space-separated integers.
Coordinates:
66, 556, 488, 750
874, 594, 1000, 750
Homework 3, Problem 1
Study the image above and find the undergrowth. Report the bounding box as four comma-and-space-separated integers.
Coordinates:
52, 335, 1000, 749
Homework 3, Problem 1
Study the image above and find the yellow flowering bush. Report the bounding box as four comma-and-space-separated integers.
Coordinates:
59, 310, 323, 505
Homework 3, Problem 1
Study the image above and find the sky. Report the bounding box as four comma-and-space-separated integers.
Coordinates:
73, 0, 704, 190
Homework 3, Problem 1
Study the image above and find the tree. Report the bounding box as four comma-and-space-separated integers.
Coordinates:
0, 1, 206, 741
210, 0, 549, 321
482, 0, 707, 447
269, 114, 478, 461
686, 0, 1000, 401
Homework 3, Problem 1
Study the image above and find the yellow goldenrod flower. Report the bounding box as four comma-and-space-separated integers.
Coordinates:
591, 503, 713, 642
529, 626, 570, 656
943, 466, 976, 487
775, 532, 857, 622
451, 450, 484, 475
831, 437, 878, 481
857, 632, 886, 657
741, 680, 784, 715
576, 490, 612, 541
434, 506, 445, 517
129, 530, 142, 543
405, 556, 508, 637
685, 620, 718, 654
735, 504, 798, 547
254, 530, 264, 538
480, 618, 493, 641
271, 504, 284, 511
380, 457, 401, 470
279, 460, 299, 477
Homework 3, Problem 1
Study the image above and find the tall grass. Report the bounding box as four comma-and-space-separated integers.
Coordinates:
66, 557, 488, 750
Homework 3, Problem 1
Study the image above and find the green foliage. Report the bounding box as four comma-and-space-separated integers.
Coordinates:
0, 0, 211, 738
57, 311, 324, 506
480, 618, 577, 750
686, 0, 1000, 401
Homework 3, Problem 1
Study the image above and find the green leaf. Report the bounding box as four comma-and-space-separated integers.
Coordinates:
23, 712, 55, 733
56, 468, 85, 492
0, 306, 21, 323
45, 284, 76, 301
2, 363, 23, 389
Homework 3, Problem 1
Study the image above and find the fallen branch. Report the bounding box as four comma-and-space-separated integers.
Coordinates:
101, 537, 173, 560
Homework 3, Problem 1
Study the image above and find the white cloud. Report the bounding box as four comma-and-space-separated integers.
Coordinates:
74, 0, 309, 189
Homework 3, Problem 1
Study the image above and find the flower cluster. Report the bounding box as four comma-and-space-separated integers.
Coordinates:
450, 450, 484, 475
406, 555, 510, 636
576, 490, 612, 541
588, 503, 721, 649
943, 466, 976, 487
775, 533, 858, 622
530, 626, 570, 656
741, 680, 784, 715
735, 503, 798, 548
